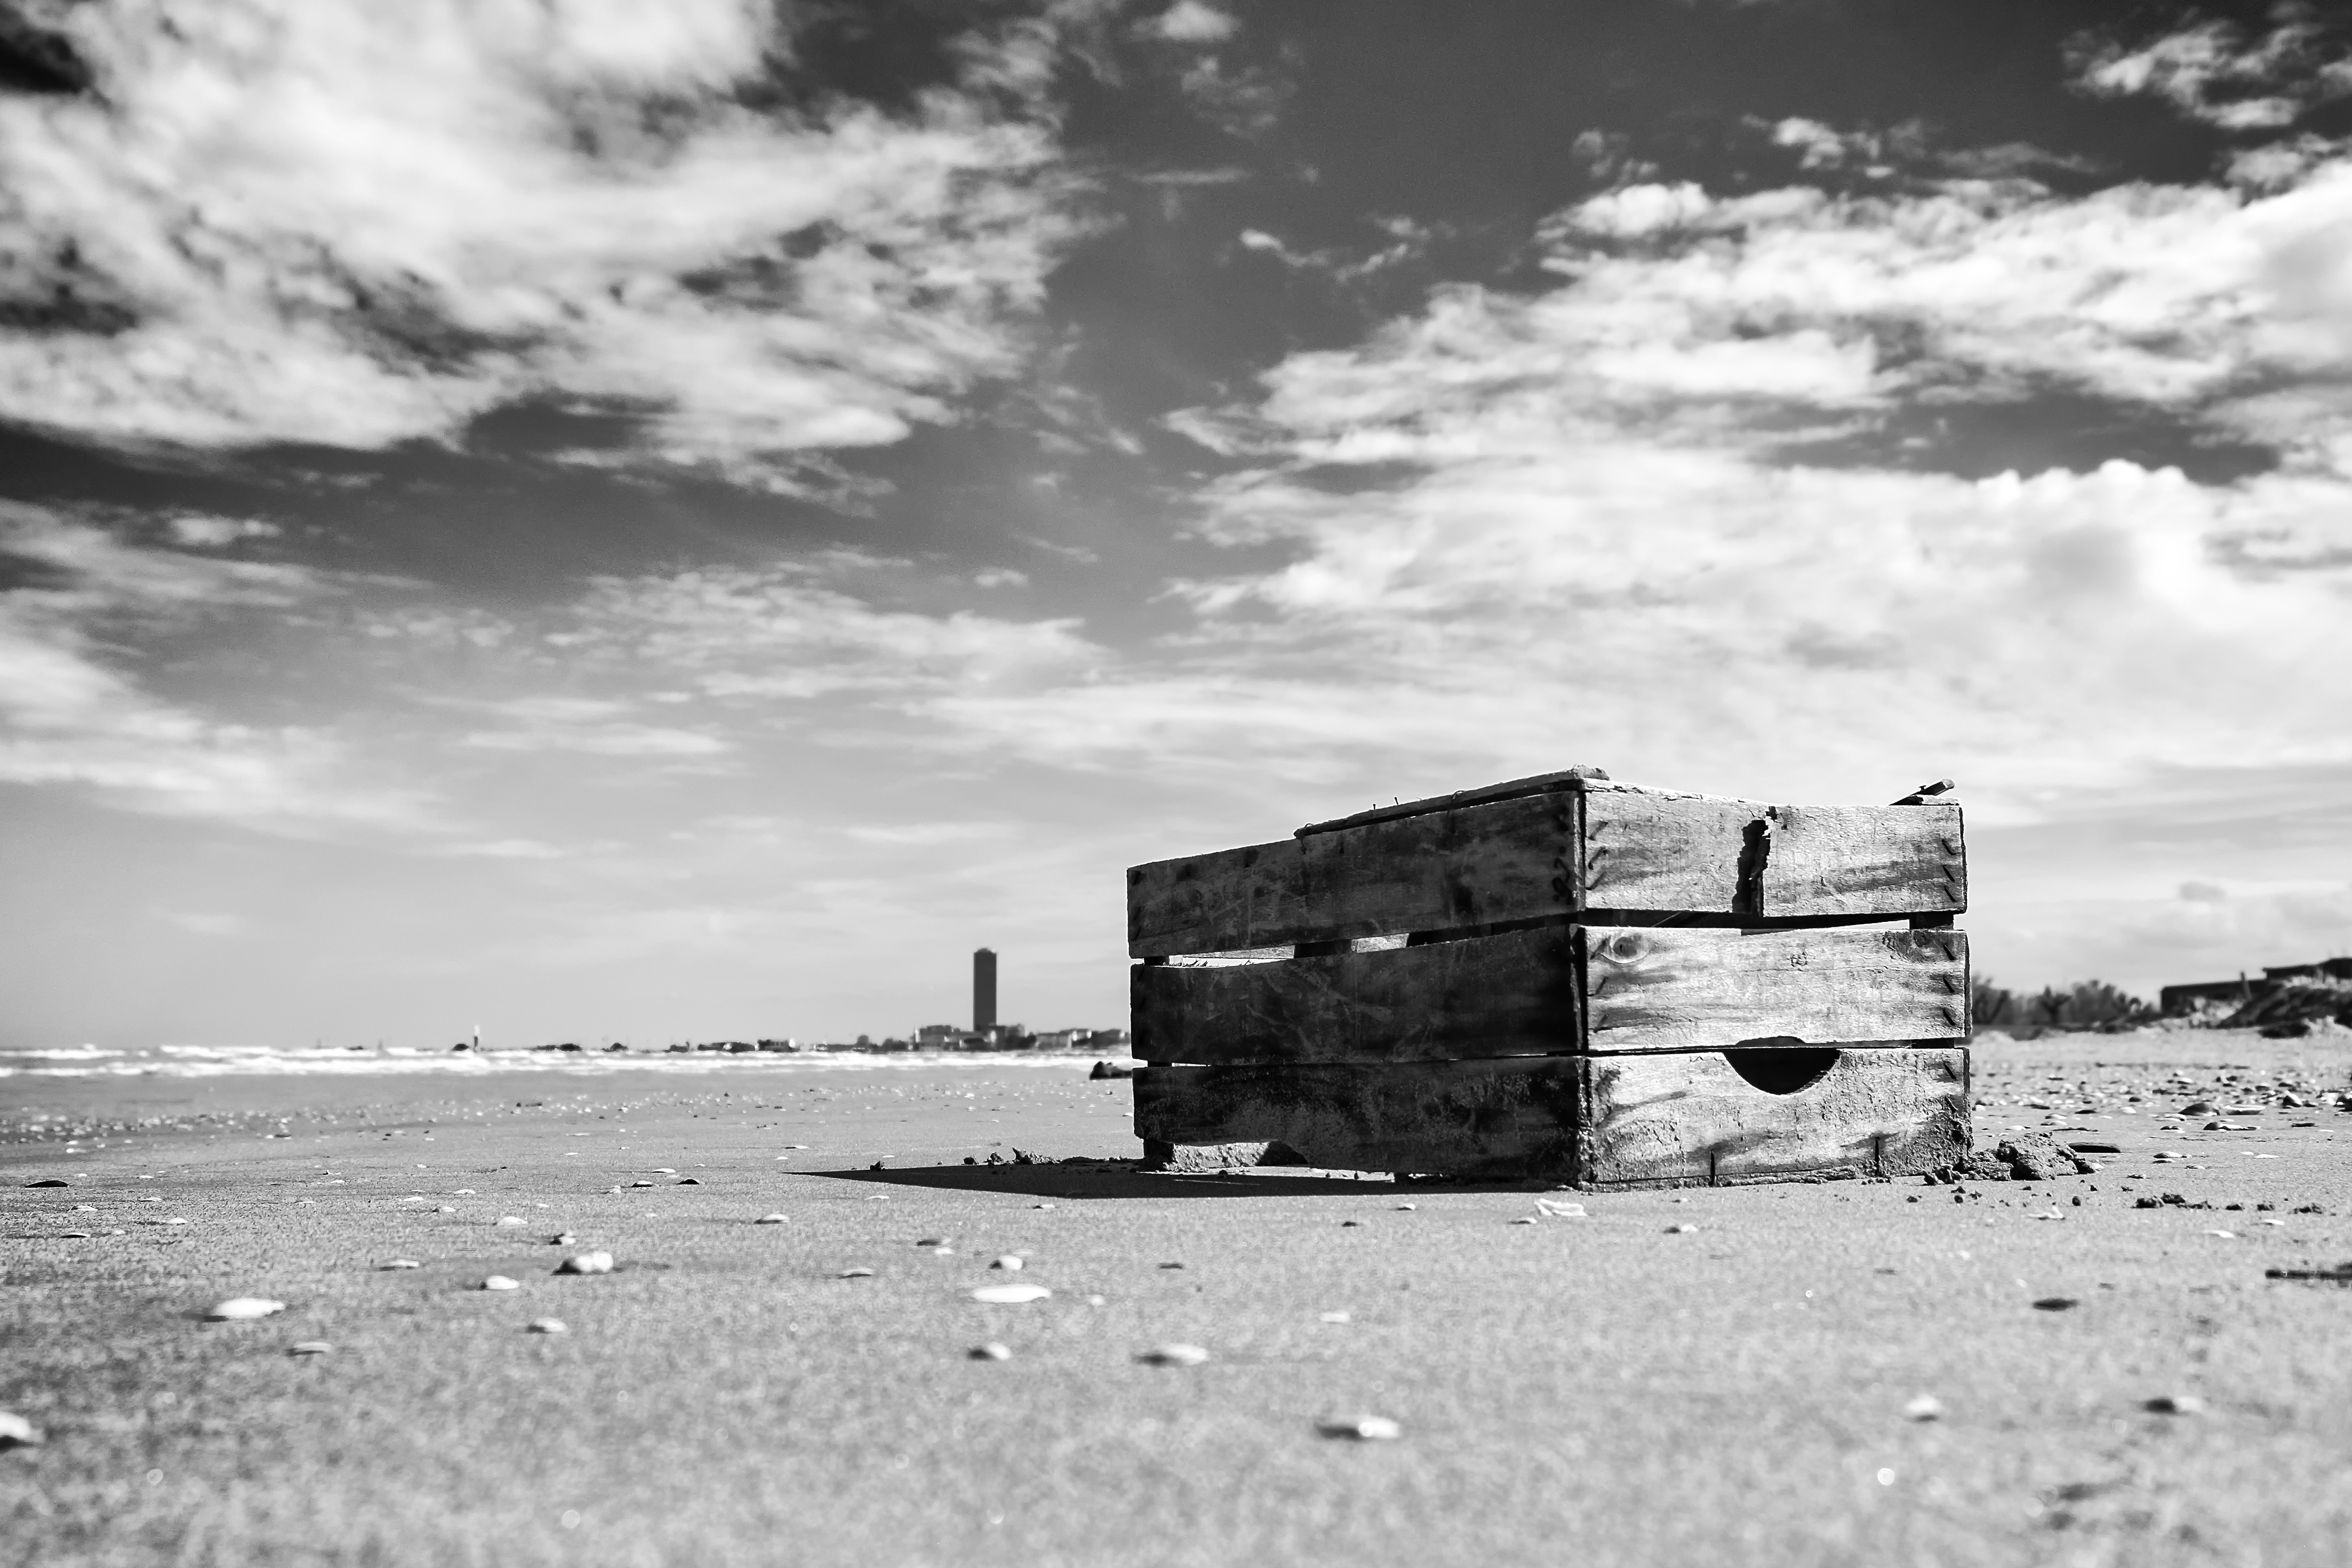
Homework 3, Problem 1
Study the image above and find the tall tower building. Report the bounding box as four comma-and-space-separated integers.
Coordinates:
972, 947, 997, 1035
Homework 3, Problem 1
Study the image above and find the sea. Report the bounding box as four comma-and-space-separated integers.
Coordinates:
0, 1043, 1129, 1080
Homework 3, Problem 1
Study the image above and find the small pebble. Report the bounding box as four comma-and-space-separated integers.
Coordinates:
1903, 1394, 1944, 1422
972, 1284, 1051, 1304
1136, 1343, 1210, 1367
59, 1230, 90, 1239
629, 1180, 654, 1189
495, 1216, 527, 1227
527, 1318, 567, 1334
205, 1297, 285, 1321
1509, 1217, 1538, 1226
1340, 1219, 1361, 1227
2145, 1393, 2207, 1415
482, 1276, 521, 1292
990, 1256, 1024, 1271
653, 1169, 676, 1175
1317, 1415, 1401, 1441
0, 1410, 43, 1447
839, 1267, 876, 1279
436, 1205, 456, 1214
1034, 1202, 1054, 1210
25, 1179, 68, 1188
286, 1342, 332, 1357
550, 1233, 577, 1245
1158, 1262, 1184, 1270
555, 1251, 614, 1276
1318, 1311, 1352, 1324
380, 1260, 423, 1270
1665, 1223, 1699, 1234
1396, 1203, 1416, 1211
755, 1214, 789, 1225
1535, 1198, 1585, 1218
968, 1343, 1012, 1361
2032, 1297, 2079, 1312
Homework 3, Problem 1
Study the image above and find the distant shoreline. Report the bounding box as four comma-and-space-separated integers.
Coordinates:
0, 1044, 1140, 1081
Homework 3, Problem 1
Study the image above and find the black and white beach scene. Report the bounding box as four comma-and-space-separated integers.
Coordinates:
5, 2, 2352, 1564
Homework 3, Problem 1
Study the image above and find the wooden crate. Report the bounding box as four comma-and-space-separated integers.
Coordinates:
1126, 769, 1972, 1188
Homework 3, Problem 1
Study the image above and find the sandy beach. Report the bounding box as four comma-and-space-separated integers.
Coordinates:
4, 1034, 2350, 1567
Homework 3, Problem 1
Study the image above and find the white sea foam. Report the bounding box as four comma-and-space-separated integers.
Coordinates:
0, 1043, 1133, 1079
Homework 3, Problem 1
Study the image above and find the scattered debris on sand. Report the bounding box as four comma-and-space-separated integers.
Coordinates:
972, 1284, 1050, 1304
204, 1298, 285, 1321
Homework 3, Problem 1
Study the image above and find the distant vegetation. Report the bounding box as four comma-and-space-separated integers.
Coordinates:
1970, 977, 2156, 1035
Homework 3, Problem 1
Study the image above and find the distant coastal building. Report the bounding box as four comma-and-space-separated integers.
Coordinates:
973, 947, 997, 1035
2161, 957, 2352, 1016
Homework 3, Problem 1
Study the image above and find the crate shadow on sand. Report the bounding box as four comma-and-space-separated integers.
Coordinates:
811, 1162, 1519, 1201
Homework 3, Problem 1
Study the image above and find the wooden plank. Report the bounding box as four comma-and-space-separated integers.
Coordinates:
1764, 802, 1966, 917
1132, 1058, 1582, 1179
1133, 925, 1579, 1066
1135, 924, 1963, 1063
1126, 837, 1306, 959
1575, 1046, 1969, 1188
1582, 925, 1967, 1053
1131, 789, 1964, 956
1298, 789, 1580, 944
1132, 1047, 1972, 1183
1294, 765, 1610, 835
1578, 791, 1758, 913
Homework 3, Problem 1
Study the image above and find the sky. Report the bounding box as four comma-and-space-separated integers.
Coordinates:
4, 0, 2351, 1049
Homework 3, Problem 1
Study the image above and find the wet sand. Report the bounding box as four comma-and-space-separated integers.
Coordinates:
4, 1035, 2350, 1567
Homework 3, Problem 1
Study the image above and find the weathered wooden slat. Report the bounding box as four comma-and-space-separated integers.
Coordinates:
1580, 795, 1966, 918
1126, 837, 1307, 959
1133, 1057, 1582, 1179
1134, 924, 1964, 1063
1298, 788, 1580, 946
1130, 789, 1964, 956
1762, 804, 1967, 917
1582, 925, 1968, 1053
1133, 925, 1579, 1066
1576, 1047, 1969, 1188
1294, 766, 1610, 835
1134, 1047, 1970, 1183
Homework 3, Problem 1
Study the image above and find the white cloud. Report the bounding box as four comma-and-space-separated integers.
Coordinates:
864, 156, 2352, 836
1147, 2, 1238, 45
0, 503, 429, 826
160, 911, 248, 937
165, 515, 281, 548
455, 697, 731, 758
2070, 17, 2352, 131
562, 559, 1098, 714
0, 1, 1081, 484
